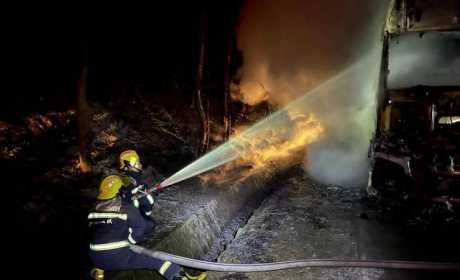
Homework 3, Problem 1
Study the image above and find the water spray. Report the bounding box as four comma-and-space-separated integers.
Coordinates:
156, 55, 373, 189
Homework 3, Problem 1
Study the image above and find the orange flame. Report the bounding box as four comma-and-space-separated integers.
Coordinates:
237, 112, 323, 171
200, 112, 323, 184
78, 154, 91, 173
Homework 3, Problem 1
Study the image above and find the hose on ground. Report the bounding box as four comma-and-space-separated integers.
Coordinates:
130, 245, 460, 272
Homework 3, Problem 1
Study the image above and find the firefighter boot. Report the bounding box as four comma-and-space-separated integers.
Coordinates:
90, 268, 104, 280
173, 269, 207, 280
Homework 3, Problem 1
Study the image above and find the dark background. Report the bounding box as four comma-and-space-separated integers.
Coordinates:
5, 1, 243, 121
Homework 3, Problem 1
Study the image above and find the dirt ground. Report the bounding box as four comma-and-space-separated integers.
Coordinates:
209, 168, 460, 280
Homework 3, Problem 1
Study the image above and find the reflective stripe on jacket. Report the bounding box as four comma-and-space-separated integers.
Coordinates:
88, 199, 148, 251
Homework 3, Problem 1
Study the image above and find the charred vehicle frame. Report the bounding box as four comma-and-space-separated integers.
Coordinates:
368, 0, 460, 209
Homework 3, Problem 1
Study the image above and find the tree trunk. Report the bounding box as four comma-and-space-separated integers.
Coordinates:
77, 61, 91, 173
195, 11, 209, 156
223, 26, 233, 141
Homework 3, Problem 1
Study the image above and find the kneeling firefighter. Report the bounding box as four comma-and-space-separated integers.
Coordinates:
88, 151, 207, 280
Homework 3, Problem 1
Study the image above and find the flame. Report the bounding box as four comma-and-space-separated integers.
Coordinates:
200, 112, 323, 184
78, 154, 91, 173
237, 112, 323, 171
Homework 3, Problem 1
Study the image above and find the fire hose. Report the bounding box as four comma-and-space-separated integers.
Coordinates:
130, 245, 460, 272
131, 183, 166, 201
131, 183, 460, 272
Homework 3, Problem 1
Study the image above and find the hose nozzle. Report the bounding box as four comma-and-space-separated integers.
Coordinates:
154, 183, 163, 192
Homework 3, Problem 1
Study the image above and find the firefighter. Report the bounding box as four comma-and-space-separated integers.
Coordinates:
88, 175, 207, 280
119, 150, 155, 219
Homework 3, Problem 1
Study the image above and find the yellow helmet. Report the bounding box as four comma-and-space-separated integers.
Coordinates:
97, 175, 124, 200
119, 150, 142, 170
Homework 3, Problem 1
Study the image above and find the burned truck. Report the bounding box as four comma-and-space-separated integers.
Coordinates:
368, 1, 460, 207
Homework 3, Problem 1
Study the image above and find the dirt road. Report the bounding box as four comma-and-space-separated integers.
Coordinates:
208, 169, 459, 280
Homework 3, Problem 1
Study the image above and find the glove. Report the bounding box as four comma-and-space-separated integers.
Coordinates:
132, 184, 154, 216
119, 185, 146, 203
118, 186, 134, 200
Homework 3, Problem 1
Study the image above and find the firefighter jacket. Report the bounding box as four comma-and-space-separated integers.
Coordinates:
88, 197, 152, 252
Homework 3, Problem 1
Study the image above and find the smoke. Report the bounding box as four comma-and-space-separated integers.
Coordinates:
388, 31, 460, 89
234, 0, 390, 187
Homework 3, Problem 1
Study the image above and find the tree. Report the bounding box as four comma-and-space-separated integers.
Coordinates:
223, 23, 233, 141
195, 10, 210, 156
77, 44, 91, 173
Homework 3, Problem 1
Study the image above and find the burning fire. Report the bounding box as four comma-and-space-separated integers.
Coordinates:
78, 154, 91, 173
200, 111, 323, 184
236, 112, 323, 171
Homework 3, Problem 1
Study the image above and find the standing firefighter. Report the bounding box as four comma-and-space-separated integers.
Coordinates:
88, 151, 207, 280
